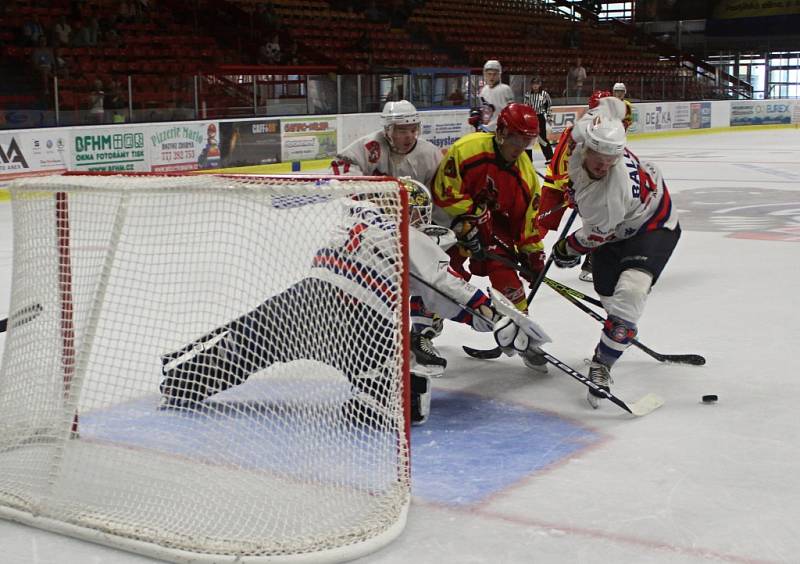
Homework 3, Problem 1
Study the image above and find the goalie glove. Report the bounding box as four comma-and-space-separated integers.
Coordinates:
489, 288, 551, 357
552, 238, 581, 269
451, 206, 491, 258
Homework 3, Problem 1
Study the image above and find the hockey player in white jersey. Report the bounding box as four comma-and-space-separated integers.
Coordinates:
330, 100, 442, 186
550, 97, 681, 408
478, 60, 515, 131
330, 100, 447, 374
159, 179, 548, 425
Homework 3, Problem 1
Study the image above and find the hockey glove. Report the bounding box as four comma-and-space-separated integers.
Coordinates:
452, 207, 490, 258
489, 288, 551, 357
520, 250, 546, 284
552, 238, 581, 269
471, 302, 500, 333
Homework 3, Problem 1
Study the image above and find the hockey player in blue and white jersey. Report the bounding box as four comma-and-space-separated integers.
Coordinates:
478, 60, 515, 132
550, 97, 681, 408
159, 179, 548, 425
330, 100, 442, 187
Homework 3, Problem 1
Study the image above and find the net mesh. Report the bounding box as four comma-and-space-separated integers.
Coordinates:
0, 174, 410, 562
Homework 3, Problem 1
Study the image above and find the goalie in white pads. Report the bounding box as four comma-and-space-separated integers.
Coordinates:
160, 179, 549, 425
550, 97, 680, 408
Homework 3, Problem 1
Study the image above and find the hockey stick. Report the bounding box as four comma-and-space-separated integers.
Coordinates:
541, 278, 706, 366
464, 250, 706, 366
410, 272, 661, 416
462, 207, 578, 360
0, 303, 44, 333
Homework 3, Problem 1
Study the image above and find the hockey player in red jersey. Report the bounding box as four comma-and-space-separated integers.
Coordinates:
549, 98, 680, 408
433, 103, 549, 373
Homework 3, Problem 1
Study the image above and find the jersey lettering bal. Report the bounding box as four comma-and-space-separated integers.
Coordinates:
331, 130, 442, 187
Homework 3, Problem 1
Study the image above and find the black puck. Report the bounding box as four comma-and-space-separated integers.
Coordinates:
701, 395, 718, 403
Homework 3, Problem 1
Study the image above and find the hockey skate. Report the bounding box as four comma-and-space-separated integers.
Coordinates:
410, 328, 447, 377
586, 359, 612, 409
410, 373, 431, 425
521, 346, 548, 374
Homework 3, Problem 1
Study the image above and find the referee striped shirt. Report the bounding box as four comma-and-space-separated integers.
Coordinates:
524, 90, 552, 117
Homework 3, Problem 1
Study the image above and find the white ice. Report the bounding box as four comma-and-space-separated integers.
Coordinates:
2, 128, 800, 563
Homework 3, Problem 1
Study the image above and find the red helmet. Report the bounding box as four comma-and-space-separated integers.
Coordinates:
496, 103, 539, 137
588, 90, 612, 109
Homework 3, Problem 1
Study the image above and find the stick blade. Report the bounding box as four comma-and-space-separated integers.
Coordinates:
627, 393, 665, 417
462, 345, 503, 360
664, 354, 706, 366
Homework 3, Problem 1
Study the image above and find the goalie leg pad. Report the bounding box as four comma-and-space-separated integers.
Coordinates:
410, 373, 431, 425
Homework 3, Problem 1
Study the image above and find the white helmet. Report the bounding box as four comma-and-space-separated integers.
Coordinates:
584, 113, 626, 156
483, 59, 502, 73
613, 82, 626, 93
381, 100, 420, 128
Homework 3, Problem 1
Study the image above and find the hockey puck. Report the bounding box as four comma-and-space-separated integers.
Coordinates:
701, 395, 718, 403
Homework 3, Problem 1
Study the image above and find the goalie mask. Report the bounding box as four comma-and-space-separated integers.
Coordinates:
399, 177, 432, 227
381, 100, 421, 155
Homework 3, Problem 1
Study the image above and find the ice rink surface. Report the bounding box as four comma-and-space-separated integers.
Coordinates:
1, 127, 799, 564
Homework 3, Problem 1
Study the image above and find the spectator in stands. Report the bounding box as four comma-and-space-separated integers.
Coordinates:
566, 57, 587, 100
258, 34, 281, 65
105, 79, 127, 123
88, 79, 106, 124
31, 37, 56, 95
21, 15, 45, 46
53, 16, 72, 47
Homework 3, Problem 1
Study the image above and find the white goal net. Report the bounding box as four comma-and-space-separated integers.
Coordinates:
0, 173, 411, 563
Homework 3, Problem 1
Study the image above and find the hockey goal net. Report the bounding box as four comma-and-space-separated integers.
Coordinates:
0, 173, 411, 563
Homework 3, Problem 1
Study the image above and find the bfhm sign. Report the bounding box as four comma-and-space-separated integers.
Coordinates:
72, 129, 147, 172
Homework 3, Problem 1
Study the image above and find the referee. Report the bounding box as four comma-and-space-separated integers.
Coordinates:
523, 77, 554, 163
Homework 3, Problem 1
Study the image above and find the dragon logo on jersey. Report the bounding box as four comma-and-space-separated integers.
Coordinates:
476, 176, 499, 210
365, 140, 381, 164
